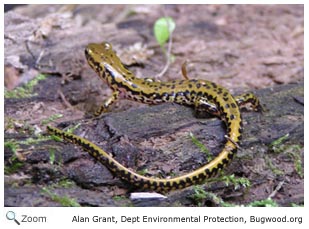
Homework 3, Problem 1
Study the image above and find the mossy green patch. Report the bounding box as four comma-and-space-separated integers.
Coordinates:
41, 114, 63, 125
5, 74, 47, 99
189, 132, 211, 161
42, 187, 81, 207
247, 198, 278, 207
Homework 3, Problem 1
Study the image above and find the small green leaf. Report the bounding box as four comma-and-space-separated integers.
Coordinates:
153, 17, 176, 46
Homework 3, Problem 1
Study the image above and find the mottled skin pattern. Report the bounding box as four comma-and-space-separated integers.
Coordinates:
47, 42, 261, 192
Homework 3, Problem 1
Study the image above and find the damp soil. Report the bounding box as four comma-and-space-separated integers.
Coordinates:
4, 4, 303, 207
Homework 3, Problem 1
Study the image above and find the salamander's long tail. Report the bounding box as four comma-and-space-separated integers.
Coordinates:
47, 125, 237, 192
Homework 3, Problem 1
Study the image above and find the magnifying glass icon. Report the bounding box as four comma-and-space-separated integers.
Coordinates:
6, 211, 20, 225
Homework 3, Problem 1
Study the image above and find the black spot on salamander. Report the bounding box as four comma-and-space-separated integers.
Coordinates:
184, 90, 191, 100
190, 91, 196, 96
196, 83, 201, 89
197, 91, 203, 97
129, 88, 140, 95
179, 179, 186, 187
151, 182, 158, 189
222, 158, 229, 165
223, 92, 228, 97
223, 97, 229, 101
231, 148, 237, 154
217, 88, 223, 94
188, 84, 193, 88
165, 181, 171, 187
231, 103, 237, 108
107, 161, 117, 171
185, 177, 193, 185
192, 175, 199, 181
152, 93, 161, 99
225, 103, 230, 109
217, 163, 224, 169
95, 63, 102, 72
211, 167, 218, 175
211, 82, 218, 88
198, 173, 206, 179
172, 181, 178, 188
204, 84, 211, 90
144, 179, 151, 187
207, 94, 213, 100
171, 85, 176, 89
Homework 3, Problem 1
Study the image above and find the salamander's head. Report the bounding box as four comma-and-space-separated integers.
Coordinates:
85, 42, 122, 76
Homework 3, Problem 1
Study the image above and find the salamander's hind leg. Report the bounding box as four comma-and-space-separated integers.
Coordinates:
235, 92, 262, 111
94, 91, 119, 116
194, 97, 220, 118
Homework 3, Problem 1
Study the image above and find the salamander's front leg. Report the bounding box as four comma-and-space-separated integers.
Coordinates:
235, 92, 262, 111
94, 91, 119, 116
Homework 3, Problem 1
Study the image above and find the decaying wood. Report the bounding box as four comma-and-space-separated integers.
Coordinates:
4, 80, 303, 206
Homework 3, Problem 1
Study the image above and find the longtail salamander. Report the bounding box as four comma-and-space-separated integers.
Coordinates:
47, 42, 261, 192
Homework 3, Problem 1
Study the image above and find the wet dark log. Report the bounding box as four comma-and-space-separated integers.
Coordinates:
4, 80, 303, 207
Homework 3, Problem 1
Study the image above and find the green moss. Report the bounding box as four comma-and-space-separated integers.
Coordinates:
5, 74, 47, 99
47, 123, 81, 142
220, 174, 251, 190
190, 186, 235, 207
269, 133, 290, 152
4, 161, 24, 174
189, 186, 284, 207
4, 141, 24, 174
41, 114, 63, 125
266, 156, 284, 176
207, 174, 251, 190
286, 145, 303, 178
113, 195, 128, 201
4, 117, 15, 130
21, 136, 50, 145
67, 123, 81, 134
137, 168, 148, 176
42, 187, 81, 207
4, 141, 18, 154
268, 135, 303, 178
50, 180, 75, 189
290, 203, 304, 207
190, 185, 208, 206
189, 132, 211, 161
247, 198, 278, 207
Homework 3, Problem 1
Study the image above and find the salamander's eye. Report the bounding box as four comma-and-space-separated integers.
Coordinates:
103, 42, 111, 50
85, 48, 92, 56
